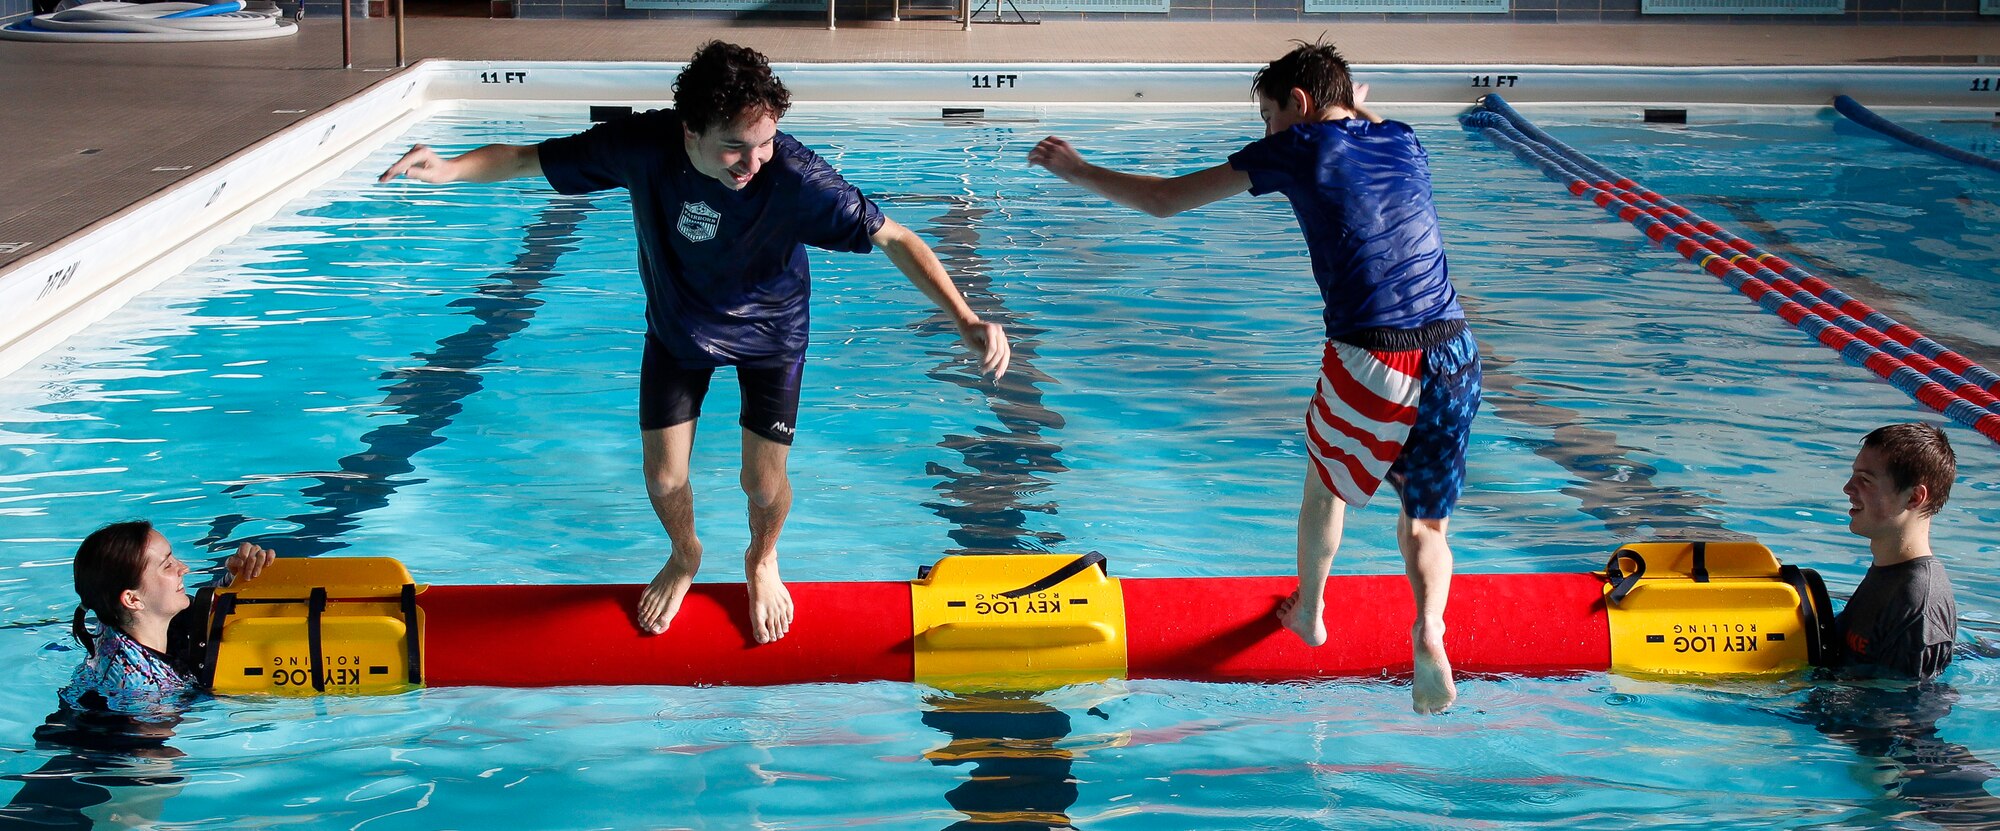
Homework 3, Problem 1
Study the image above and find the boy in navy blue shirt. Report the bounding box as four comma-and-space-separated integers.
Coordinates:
381, 42, 1010, 645
1029, 42, 1479, 713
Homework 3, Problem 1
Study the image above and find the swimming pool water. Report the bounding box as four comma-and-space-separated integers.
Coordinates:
0, 102, 1996, 829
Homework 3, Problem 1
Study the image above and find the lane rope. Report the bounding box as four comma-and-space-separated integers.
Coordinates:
1833, 94, 2000, 176
1462, 95, 2000, 444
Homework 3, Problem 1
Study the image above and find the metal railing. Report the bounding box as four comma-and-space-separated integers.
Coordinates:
339, 0, 406, 69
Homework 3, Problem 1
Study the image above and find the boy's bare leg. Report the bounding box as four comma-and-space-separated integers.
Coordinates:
1400, 512, 1456, 714
1277, 467, 1345, 647
741, 429, 795, 644
638, 423, 703, 635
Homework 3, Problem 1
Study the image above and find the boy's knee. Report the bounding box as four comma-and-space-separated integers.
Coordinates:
1404, 516, 1450, 541
644, 465, 691, 499
741, 469, 789, 508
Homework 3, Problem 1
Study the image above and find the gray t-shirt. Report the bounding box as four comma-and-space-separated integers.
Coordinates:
1835, 556, 1957, 681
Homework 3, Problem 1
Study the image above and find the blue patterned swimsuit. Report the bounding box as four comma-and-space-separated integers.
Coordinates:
60, 628, 200, 717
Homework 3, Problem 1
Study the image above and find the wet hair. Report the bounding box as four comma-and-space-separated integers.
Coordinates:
72, 520, 154, 655
1252, 40, 1355, 115
673, 41, 792, 135
1862, 423, 1956, 517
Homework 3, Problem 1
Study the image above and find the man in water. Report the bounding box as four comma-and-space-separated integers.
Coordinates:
378, 41, 1010, 644
1027, 42, 1479, 713
1835, 422, 1958, 680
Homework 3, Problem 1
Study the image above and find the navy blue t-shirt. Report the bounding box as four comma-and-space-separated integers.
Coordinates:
538, 109, 886, 367
1228, 119, 1464, 340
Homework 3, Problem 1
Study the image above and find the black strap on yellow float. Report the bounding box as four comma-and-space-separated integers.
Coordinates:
999, 552, 1108, 598
1604, 541, 1715, 605
292, 583, 425, 688
307, 587, 327, 692
196, 586, 228, 688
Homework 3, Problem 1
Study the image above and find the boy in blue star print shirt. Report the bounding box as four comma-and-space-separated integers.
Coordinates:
1030, 42, 1481, 714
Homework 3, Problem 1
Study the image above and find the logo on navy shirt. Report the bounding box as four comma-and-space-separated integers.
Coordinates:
676, 201, 720, 243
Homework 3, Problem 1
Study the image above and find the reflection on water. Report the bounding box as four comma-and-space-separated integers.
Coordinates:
923, 694, 1084, 831
192, 197, 598, 558
3, 706, 187, 830
1788, 683, 2000, 830
905, 195, 1070, 557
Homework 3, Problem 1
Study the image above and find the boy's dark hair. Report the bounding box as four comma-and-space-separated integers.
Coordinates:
1863, 423, 1956, 516
72, 520, 155, 654
673, 41, 792, 135
1252, 41, 1355, 114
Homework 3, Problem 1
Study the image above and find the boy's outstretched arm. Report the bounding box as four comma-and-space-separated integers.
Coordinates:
871, 218, 1012, 380
1027, 137, 1249, 218
378, 144, 542, 185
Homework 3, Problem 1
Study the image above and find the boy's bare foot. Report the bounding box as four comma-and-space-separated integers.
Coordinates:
636, 547, 700, 635
745, 556, 794, 644
1276, 590, 1329, 647
1411, 625, 1456, 714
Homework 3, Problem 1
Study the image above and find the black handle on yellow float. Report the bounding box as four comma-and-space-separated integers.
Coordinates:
998, 551, 1108, 599
1802, 568, 1836, 661
307, 587, 327, 693
1604, 548, 1647, 606
1689, 541, 1710, 583
1778, 565, 1823, 666
400, 583, 422, 685
1779, 564, 1837, 668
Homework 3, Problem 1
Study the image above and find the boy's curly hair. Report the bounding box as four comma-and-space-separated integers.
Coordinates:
674, 41, 792, 134
1252, 40, 1355, 114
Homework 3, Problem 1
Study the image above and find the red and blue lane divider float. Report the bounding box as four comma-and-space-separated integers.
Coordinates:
1465, 94, 2000, 404
1461, 94, 2000, 445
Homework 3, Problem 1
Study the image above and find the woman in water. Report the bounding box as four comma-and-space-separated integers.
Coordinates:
3, 524, 275, 827
64, 520, 274, 715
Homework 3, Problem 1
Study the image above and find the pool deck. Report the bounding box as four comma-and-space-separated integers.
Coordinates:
1, 19, 1995, 273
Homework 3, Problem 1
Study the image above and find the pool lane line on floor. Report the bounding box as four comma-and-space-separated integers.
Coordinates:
1463, 95, 2000, 446
1475, 347, 1750, 545
893, 191, 1072, 557
193, 195, 598, 558
1835, 96, 2000, 176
